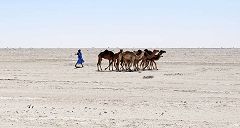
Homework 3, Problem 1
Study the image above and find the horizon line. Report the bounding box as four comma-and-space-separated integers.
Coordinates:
0, 47, 239, 49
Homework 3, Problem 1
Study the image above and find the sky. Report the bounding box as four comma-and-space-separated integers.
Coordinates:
0, 0, 240, 48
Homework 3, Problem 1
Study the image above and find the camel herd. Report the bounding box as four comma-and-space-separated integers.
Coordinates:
97, 49, 166, 72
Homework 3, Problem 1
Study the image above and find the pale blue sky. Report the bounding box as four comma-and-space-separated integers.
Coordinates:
0, 0, 239, 48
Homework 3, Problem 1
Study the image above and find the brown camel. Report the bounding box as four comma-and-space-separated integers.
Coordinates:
133, 50, 145, 71
140, 49, 154, 69
97, 49, 114, 71
118, 50, 126, 71
121, 51, 136, 71
114, 49, 124, 71
149, 50, 166, 70
121, 50, 145, 71
105, 49, 123, 71
140, 49, 160, 70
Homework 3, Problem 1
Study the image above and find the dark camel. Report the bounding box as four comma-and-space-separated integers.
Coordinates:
105, 49, 123, 71
133, 50, 145, 71
113, 49, 123, 71
140, 49, 159, 70
149, 50, 166, 70
97, 49, 114, 71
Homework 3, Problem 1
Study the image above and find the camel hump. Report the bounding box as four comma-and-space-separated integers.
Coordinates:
136, 50, 142, 55
124, 51, 132, 53
109, 51, 114, 56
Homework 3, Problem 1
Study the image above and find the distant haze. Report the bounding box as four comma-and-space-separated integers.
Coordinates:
0, 0, 239, 48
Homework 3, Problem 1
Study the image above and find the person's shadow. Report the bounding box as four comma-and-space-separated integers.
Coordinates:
74, 65, 83, 69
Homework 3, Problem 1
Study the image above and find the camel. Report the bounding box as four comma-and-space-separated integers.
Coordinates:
105, 49, 123, 71
97, 49, 114, 71
121, 50, 145, 71
141, 49, 154, 68
118, 50, 128, 71
149, 50, 166, 70
133, 50, 145, 71
140, 49, 160, 70
121, 51, 136, 71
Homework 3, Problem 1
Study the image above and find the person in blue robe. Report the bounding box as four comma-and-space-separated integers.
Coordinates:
75, 49, 84, 68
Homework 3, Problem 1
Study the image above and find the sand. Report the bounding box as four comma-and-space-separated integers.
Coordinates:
0, 48, 240, 128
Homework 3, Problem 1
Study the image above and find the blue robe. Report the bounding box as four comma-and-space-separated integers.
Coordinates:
77, 52, 84, 64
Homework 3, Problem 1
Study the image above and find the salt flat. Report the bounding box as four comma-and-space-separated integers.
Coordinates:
0, 48, 240, 128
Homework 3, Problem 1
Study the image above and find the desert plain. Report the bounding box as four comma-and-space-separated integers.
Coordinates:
0, 48, 240, 128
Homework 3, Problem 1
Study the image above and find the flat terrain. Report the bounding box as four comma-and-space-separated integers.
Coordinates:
0, 48, 240, 128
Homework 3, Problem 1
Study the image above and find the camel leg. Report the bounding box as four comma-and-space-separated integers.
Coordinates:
150, 61, 153, 70
135, 62, 139, 71
99, 61, 103, 71
108, 60, 112, 71
147, 61, 151, 70
105, 60, 113, 71
137, 61, 140, 71
97, 58, 102, 71
130, 60, 133, 71
105, 65, 109, 70
109, 60, 112, 70
121, 61, 125, 71
140, 60, 143, 70
105, 61, 112, 70
104, 60, 110, 70
125, 60, 129, 71
108, 60, 110, 70
117, 58, 122, 71
119, 58, 124, 71
114, 59, 117, 71
128, 61, 132, 71
97, 63, 102, 71
149, 61, 151, 69
133, 61, 136, 71
116, 59, 120, 71
111, 59, 114, 71
124, 61, 128, 71
140, 60, 145, 70
100, 64, 102, 71
151, 61, 154, 69
130, 57, 135, 71
142, 61, 146, 69
137, 60, 141, 71
152, 61, 154, 69
153, 61, 158, 70
134, 60, 138, 71
121, 59, 126, 71
99, 59, 103, 71
128, 61, 131, 71
133, 60, 136, 71
143, 60, 149, 70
